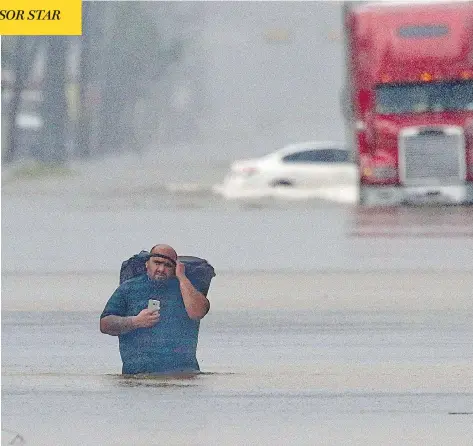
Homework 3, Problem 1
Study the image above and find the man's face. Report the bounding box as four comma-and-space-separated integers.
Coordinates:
146, 255, 176, 280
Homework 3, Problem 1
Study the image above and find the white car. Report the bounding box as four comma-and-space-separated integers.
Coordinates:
213, 141, 359, 203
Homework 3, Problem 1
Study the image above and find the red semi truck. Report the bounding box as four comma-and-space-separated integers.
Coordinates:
343, 1, 473, 205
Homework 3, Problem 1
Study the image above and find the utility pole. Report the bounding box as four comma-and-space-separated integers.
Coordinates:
3, 37, 26, 163
78, 1, 92, 158
40, 36, 68, 164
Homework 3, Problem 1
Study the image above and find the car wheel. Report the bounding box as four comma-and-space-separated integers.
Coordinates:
270, 179, 294, 187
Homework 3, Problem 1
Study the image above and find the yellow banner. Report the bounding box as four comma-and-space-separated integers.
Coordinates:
0, 0, 82, 35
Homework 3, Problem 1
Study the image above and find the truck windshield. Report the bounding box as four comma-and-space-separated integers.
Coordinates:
375, 80, 473, 114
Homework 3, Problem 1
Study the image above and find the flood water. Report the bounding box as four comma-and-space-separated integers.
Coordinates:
2, 306, 473, 446
2, 153, 473, 445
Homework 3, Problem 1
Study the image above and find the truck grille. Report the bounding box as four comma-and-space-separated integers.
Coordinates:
400, 128, 465, 185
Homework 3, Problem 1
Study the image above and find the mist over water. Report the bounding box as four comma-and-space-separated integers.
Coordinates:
3, 149, 473, 275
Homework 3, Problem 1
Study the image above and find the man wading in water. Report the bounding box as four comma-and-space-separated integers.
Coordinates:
100, 244, 210, 374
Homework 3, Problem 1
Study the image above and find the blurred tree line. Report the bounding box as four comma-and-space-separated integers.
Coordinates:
1, 1, 183, 165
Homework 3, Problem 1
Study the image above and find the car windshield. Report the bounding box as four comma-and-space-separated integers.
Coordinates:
282, 148, 349, 163
375, 80, 473, 114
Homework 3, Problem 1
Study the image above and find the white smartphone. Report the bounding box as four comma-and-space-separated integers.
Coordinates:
148, 299, 160, 312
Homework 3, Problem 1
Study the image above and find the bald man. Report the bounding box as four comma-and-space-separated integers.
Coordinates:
100, 244, 210, 374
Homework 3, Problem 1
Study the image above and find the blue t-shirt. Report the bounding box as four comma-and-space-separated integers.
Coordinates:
101, 274, 204, 374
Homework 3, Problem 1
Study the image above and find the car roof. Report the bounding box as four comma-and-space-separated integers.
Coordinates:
273, 141, 347, 156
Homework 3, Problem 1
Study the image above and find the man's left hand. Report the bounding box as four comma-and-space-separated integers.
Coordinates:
175, 261, 186, 280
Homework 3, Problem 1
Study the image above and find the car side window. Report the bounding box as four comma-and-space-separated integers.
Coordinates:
282, 151, 303, 163
331, 149, 350, 162
282, 149, 349, 163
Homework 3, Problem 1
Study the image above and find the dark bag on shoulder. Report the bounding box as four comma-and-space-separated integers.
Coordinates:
119, 251, 216, 296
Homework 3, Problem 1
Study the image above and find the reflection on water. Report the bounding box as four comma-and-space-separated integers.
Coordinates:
115, 371, 238, 388
350, 205, 473, 237
117, 373, 200, 388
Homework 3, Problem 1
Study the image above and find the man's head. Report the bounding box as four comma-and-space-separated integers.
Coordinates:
146, 244, 178, 280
